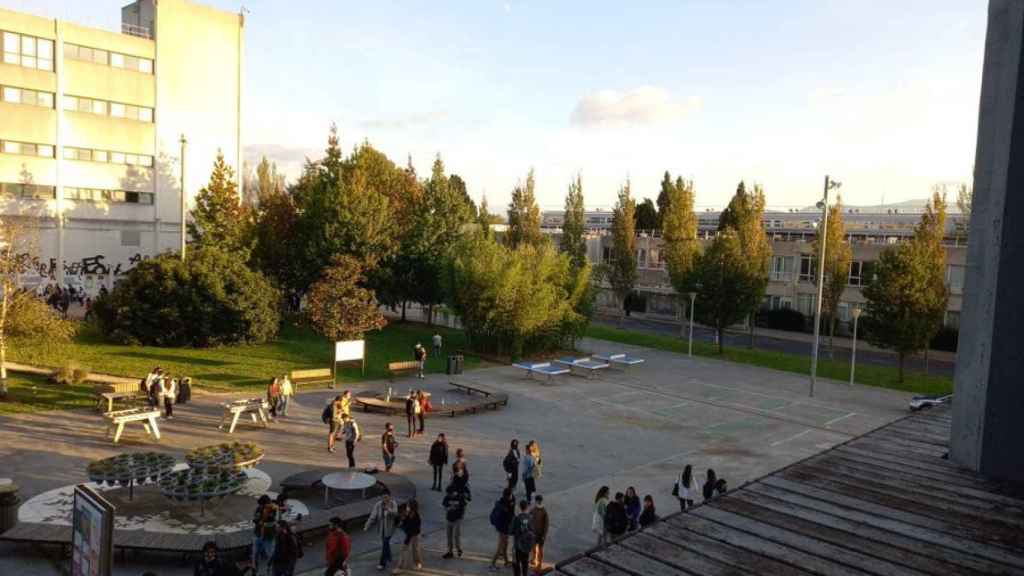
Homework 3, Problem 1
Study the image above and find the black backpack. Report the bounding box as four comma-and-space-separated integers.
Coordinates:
514, 514, 535, 552
321, 403, 332, 424
503, 452, 517, 474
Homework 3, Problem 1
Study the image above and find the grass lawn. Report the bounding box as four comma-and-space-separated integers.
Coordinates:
0, 372, 97, 414
6, 320, 479, 397
584, 324, 953, 396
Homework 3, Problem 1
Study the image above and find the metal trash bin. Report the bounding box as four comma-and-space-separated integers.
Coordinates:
0, 479, 19, 534
446, 354, 465, 375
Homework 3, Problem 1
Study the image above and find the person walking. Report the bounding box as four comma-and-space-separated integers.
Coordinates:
416, 390, 427, 435
405, 392, 417, 438
429, 433, 448, 491
674, 464, 695, 512
396, 499, 423, 573
159, 376, 176, 419
326, 395, 344, 453
341, 414, 361, 468
639, 495, 658, 528
451, 448, 468, 482
324, 517, 351, 576
703, 469, 718, 502
604, 492, 628, 542
267, 378, 282, 420
432, 332, 442, 356
279, 374, 294, 417
382, 423, 398, 472
592, 486, 610, 546
504, 439, 521, 494
364, 494, 398, 571
510, 500, 535, 576
252, 495, 278, 576
414, 343, 427, 379
442, 482, 470, 559
488, 488, 515, 571
522, 441, 542, 503
624, 487, 641, 531
271, 520, 301, 576
530, 494, 549, 572
340, 390, 352, 419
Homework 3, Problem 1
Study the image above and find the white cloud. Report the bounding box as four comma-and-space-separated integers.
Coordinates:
570, 86, 702, 127
359, 111, 448, 130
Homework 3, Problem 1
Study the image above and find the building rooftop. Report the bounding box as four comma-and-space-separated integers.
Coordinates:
555, 405, 1024, 576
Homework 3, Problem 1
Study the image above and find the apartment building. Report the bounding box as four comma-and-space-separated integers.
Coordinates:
548, 208, 967, 333
0, 0, 243, 292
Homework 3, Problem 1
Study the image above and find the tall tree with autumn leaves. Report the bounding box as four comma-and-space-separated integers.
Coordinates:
813, 197, 853, 356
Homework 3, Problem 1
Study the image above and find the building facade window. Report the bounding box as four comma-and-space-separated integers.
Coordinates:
946, 264, 965, 293
1, 140, 54, 158
769, 255, 794, 282
848, 260, 864, 286
0, 182, 55, 199
63, 95, 153, 122
797, 293, 815, 317
2, 31, 54, 71
945, 310, 960, 329
64, 187, 154, 205
1, 85, 54, 108
64, 43, 153, 74
63, 146, 153, 167
838, 302, 852, 322
799, 254, 816, 282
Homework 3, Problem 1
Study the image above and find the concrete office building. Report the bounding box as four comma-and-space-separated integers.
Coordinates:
0, 0, 243, 292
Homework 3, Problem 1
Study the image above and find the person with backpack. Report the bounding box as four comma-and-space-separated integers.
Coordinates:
271, 520, 302, 576
510, 500, 535, 576
703, 469, 718, 502
504, 439, 521, 494
530, 494, 549, 572
522, 441, 542, 503
396, 499, 423, 572
639, 495, 658, 528
604, 492, 628, 541
364, 493, 397, 571
252, 495, 278, 576
429, 433, 449, 491
381, 422, 398, 472
488, 488, 515, 571
340, 390, 352, 418
340, 413, 361, 468
324, 395, 343, 453
442, 482, 470, 560
624, 486, 641, 531
674, 464, 695, 511
405, 391, 417, 438
324, 517, 350, 576
592, 486, 610, 546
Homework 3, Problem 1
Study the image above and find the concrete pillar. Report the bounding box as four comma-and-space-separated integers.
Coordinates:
950, 0, 1024, 482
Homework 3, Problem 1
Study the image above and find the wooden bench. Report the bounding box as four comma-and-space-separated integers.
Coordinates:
388, 360, 420, 381
218, 398, 270, 434
449, 380, 495, 397
353, 396, 403, 415
95, 390, 141, 413
103, 407, 161, 444
290, 367, 334, 387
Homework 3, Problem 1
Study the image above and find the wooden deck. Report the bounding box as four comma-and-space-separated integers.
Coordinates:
556, 406, 1024, 576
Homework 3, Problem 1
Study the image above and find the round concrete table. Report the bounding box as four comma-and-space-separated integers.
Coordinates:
321, 471, 376, 506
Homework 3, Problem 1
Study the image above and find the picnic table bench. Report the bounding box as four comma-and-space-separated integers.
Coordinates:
218, 398, 270, 434
513, 362, 570, 381
103, 407, 161, 444
289, 367, 333, 387
554, 356, 610, 378
96, 390, 141, 413
592, 352, 645, 369
388, 360, 420, 381
448, 380, 495, 397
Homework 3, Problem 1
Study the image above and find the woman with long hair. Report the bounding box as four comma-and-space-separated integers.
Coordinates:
703, 468, 718, 502
397, 499, 423, 572
592, 486, 610, 546
676, 464, 695, 511
522, 441, 542, 503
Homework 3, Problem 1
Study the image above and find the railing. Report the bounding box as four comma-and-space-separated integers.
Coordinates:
121, 23, 152, 39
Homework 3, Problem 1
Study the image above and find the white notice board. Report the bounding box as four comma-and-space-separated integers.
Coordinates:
335, 340, 365, 362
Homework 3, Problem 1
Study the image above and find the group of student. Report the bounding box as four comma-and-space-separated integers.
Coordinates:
141, 367, 191, 418
592, 487, 658, 546
672, 464, 728, 512
488, 490, 549, 576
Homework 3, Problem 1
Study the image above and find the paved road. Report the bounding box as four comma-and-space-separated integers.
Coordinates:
595, 315, 955, 379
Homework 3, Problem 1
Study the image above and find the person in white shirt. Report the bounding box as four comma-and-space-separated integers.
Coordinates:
432, 333, 443, 357
159, 376, 177, 419
364, 494, 398, 571
675, 464, 695, 511
279, 374, 294, 417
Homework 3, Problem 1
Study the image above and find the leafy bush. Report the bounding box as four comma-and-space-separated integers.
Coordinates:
92, 247, 280, 347
51, 361, 89, 386
756, 308, 806, 332
305, 255, 387, 341
6, 290, 77, 341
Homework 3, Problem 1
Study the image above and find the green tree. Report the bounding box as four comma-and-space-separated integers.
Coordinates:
656, 171, 673, 229
506, 168, 543, 249
863, 190, 949, 381
813, 197, 852, 355
560, 174, 587, 271
242, 156, 286, 209
660, 175, 698, 331
955, 182, 973, 244
635, 198, 658, 231
448, 173, 477, 220
477, 194, 494, 239
305, 255, 387, 342
188, 151, 250, 253
607, 181, 638, 318
250, 179, 302, 308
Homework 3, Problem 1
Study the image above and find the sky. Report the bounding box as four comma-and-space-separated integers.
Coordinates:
9, 0, 987, 211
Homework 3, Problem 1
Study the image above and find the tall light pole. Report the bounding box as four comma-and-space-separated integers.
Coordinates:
179, 134, 187, 261
810, 175, 841, 397
850, 307, 862, 386
687, 291, 697, 357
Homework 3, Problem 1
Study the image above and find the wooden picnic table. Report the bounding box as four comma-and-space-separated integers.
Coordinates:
103, 407, 161, 445
96, 391, 140, 413
218, 398, 270, 434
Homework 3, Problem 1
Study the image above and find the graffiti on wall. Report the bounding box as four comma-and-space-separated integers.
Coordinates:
20, 252, 151, 283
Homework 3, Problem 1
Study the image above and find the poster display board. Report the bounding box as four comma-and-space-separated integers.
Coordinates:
334, 339, 366, 376
71, 484, 114, 576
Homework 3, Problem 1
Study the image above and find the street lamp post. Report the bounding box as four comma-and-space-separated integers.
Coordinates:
850, 307, 862, 386
179, 134, 187, 261
687, 291, 697, 357
810, 175, 841, 397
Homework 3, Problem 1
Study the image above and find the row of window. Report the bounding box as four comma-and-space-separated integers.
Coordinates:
1, 140, 54, 158
0, 182, 55, 200
63, 146, 153, 167
1, 85, 54, 108
2, 31, 55, 71
62, 95, 153, 122
64, 187, 153, 205
64, 43, 153, 74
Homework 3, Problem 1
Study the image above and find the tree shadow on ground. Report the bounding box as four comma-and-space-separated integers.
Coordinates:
115, 351, 232, 366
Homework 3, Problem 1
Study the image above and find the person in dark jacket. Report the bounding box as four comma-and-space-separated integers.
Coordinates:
429, 433, 449, 491
624, 486, 641, 531
405, 391, 417, 438
510, 500, 534, 576
503, 439, 521, 494
271, 520, 301, 576
703, 469, 718, 501
489, 488, 515, 571
639, 495, 658, 528
442, 483, 470, 559
194, 541, 239, 576
604, 492, 629, 540
396, 500, 423, 572
324, 517, 350, 576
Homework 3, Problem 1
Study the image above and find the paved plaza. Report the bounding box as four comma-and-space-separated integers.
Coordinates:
0, 337, 914, 575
